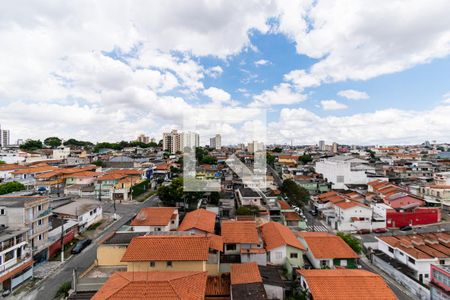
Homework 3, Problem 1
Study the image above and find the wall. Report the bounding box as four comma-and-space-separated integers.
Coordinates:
386, 208, 441, 228
264, 284, 284, 300
286, 246, 304, 268
241, 253, 267, 266
372, 254, 430, 300
269, 245, 286, 265
127, 260, 205, 272
97, 245, 129, 266
48, 228, 76, 258
132, 224, 170, 232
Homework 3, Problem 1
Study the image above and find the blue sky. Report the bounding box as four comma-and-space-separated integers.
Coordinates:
1, 1, 450, 145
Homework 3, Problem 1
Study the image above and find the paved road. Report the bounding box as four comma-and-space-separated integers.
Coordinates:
267, 164, 282, 186
28, 195, 160, 300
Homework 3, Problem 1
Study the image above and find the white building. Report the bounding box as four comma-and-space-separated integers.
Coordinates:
331, 201, 373, 231
210, 134, 221, 150
318, 140, 325, 151
136, 134, 150, 144
52, 199, 103, 232
248, 141, 265, 154
52, 146, 71, 160
434, 172, 450, 185
0, 127, 10, 148
162, 130, 183, 154
183, 131, 200, 150
315, 156, 375, 189
130, 207, 179, 232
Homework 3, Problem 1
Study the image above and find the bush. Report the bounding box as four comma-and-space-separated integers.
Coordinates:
132, 179, 149, 197
337, 232, 362, 254
236, 205, 259, 215
0, 181, 26, 195
54, 281, 71, 299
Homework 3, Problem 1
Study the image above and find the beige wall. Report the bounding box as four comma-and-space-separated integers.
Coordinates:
126, 260, 206, 272
97, 245, 128, 266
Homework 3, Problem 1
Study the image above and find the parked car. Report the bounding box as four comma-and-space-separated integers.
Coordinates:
71, 239, 92, 254
357, 229, 371, 234
400, 225, 413, 231
372, 228, 387, 234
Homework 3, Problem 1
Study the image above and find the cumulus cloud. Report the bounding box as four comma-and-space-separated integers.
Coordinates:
254, 59, 271, 66
203, 87, 232, 104
320, 100, 348, 110
250, 83, 307, 107
338, 89, 369, 100
443, 92, 450, 104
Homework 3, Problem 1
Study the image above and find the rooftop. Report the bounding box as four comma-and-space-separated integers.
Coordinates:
130, 207, 177, 227
178, 209, 216, 233
221, 221, 259, 244
260, 221, 305, 251
231, 262, 262, 285
298, 232, 359, 259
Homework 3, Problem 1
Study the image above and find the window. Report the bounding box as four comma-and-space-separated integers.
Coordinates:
156, 227, 161, 232
4, 250, 14, 262
37, 205, 42, 211
166, 261, 173, 268
38, 219, 43, 226
226, 244, 237, 251
388, 247, 394, 253
425, 274, 429, 278
38, 234, 43, 241
171, 220, 175, 224
0, 209, 5, 215
440, 259, 445, 265
337, 175, 344, 183
320, 260, 328, 267
408, 257, 415, 264
149, 261, 155, 267
290, 253, 298, 259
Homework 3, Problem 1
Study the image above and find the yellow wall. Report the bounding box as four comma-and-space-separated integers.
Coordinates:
97, 245, 128, 266
205, 262, 220, 275
126, 261, 206, 272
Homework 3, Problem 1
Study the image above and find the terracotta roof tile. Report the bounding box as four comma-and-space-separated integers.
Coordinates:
178, 209, 216, 233
260, 222, 305, 251
277, 200, 291, 210
92, 271, 207, 300
231, 262, 262, 285
131, 207, 177, 226
207, 234, 224, 252
121, 236, 209, 262
299, 232, 359, 259
283, 212, 301, 221
221, 221, 259, 244
297, 269, 396, 300
334, 201, 366, 209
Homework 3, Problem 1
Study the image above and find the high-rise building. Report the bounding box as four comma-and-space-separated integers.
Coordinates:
163, 130, 183, 154
248, 141, 264, 154
332, 142, 338, 153
319, 140, 325, 151
137, 134, 150, 144
209, 134, 221, 150
0, 127, 10, 148
183, 131, 200, 150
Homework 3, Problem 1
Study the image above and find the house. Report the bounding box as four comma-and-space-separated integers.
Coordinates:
95, 173, 126, 200
376, 232, 450, 284
331, 201, 373, 231
297, 232, 359, 269
260, 222, 305, 267
52, 199, 102, 232
63, 171, 101, 196
230, 262, 267, 300
96, 232, 146, 266
0, 164, 27, 183
386, 206, 441, 228
236, 187, 263, 207
430, 264, 450, 300
221, 221, 262, 256
10, 164, 58, 189
130, 207, 179, 232
297, 269, 396, 300
91, 271, 208, 300
120, 235, 222, 275
258, 265, 285, 300
0, 227, 33, 293
0, 196, 51, 263
178, 208, 216, 234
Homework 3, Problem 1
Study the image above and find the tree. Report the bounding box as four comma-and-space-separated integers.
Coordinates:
337, 232, 362, 254
272, 147, 283, 153
280, 179, 310, 207
236, 205, 259, 215
0, 161, 5, 164
157, 178, 204, 208
19, 139, 43, 151
44, 136, 62, 148
63, 138, 94, 148
0, 181, 26, 195
266, 153, 275, 167
298, 154, 312, 164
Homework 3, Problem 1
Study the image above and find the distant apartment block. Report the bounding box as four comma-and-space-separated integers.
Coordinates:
210, 134, 221, 150
136, 134, 150, 144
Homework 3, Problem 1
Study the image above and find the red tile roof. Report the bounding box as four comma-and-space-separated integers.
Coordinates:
97, 173, 127, 181
178, 209, 216, 233
297, 269, 396, 300
121, 236, 210, 262
221, 221, 259, 244
131, 207, 176, 226
298, 232, 358, 259
334, 201, 366, 210
283, 212, 301, 221
92, 271, 207, 300
260, 222, 305, 251
277, 199, 291, 209
231, 262, 262, 285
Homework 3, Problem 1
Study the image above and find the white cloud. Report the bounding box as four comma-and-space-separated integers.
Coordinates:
203, 87, 232, 104
206, 66, 224, 78
269, 104, 450, 145
277, 0, 450, 88
254, 59, 270, 66
443, 92, 450, 104
250, 83, 307, 107
320, 100, 348, 110
338, 89, 369, 100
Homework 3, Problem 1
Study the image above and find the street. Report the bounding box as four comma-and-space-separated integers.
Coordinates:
25, 195, 160, 300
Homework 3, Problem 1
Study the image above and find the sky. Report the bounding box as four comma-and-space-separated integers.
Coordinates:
1, 0, 450, 146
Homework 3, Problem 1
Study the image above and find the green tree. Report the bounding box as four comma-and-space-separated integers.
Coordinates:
0, 160, 5, 164
337, 232, 362, 254
157, 178, 204, 208
44, 136, 62, 148
266, 153, 275, 167
0, 181, 26, 195
63, 138, 94, 148
19, 139, 43, 151
280, 179, 310, 207
272, 147, 283, 153
298, 154, 313, 164
236, 205, 259, 215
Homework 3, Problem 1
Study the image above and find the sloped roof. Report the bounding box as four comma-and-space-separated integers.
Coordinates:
178, 209, 216, 233
121, 236, 210, 262
231, 262, 262, 285
91, 271, 207, 300
260, 221, 305, 251
130, 207, 176, 226
296, 269, 396, 300
221, 221, 259, 244
298, 232, 358, 259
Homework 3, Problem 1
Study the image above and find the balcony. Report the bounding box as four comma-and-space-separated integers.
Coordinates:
0, 252, 32, 274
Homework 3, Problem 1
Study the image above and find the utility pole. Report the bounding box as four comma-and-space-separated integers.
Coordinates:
60, 217, 64, 262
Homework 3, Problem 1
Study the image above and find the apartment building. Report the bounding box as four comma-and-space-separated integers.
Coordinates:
0, 227, 33, 293
163, 130, 199, 154
0, 196, 51, 263
210, 134, 221, 150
